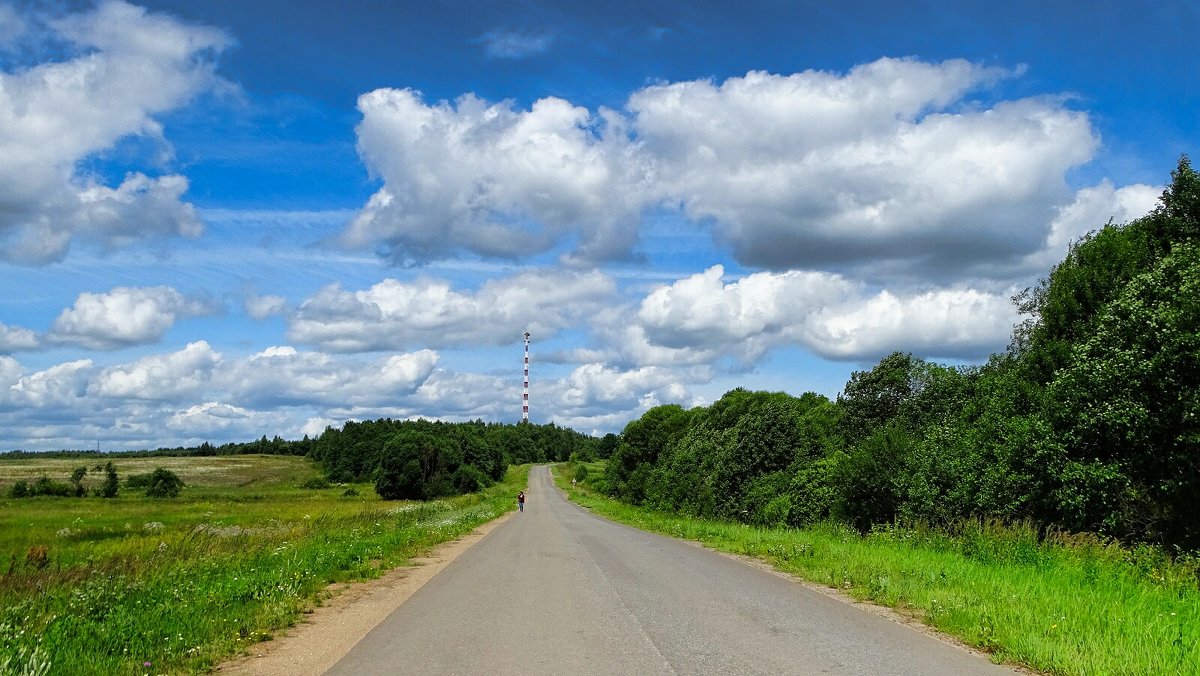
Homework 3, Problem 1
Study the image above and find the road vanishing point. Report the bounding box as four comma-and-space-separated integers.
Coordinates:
327, 466, 1017, 675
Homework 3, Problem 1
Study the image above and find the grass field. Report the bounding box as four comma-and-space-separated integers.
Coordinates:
556, 461, 1200, 676
0, 455, 528, 675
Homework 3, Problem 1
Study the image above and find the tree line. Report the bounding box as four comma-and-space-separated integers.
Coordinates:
309, 418, 601, 500
602, 156, 1200, 552
6, 419, 604, 502
8, 462, 183, 499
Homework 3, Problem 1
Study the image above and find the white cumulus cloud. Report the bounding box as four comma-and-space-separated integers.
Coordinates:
92, 340, 221, 400
344, 88, 648, 265
0, 321, 38, 353
48, 286, 220, 350
166, 402, 286, 437
627, 265, 1016, 363
222, 345, 439, 408
628, 61, 1096, 279
289, 268, 615, 351
0, 0, 228, 263
6, 359, 94, 409
549, 362, 705, 417
244, 292, 288, 319
343, 57, 1116, 285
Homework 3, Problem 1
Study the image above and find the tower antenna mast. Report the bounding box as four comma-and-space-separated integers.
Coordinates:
522, 331, 530, 423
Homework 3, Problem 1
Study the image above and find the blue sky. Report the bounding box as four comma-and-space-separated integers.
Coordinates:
0, 0, 1194, 450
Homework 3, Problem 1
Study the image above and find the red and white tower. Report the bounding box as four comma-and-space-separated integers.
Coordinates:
521, 331, 530, 422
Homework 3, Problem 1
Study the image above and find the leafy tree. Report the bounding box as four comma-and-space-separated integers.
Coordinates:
605, 404, 690, 503
1048, 243, 1200, 546
835, 424, 914, 530
375, 440, 425, 500
713, 398, 805, 517
98, 462, 119, 498
374, 430, 460, 500
642, 421, 721, 516
31, 476, 72, 496
786, 452, 843, 527
69, 466, 87, 497
1146, 154, 1200, 256
596, 433, 619, 459
1012, 221, 1154, 384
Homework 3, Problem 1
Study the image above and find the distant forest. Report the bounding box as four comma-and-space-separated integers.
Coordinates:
602, 156, 1200, 552
2, 419, 612, 501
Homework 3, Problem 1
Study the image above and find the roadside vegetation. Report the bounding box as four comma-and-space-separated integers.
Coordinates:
557, 461, 1199, 675
0, 455, 529, 675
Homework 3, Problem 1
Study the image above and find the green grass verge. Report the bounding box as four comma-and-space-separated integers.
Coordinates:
555, 462, 1199, 676
0, 456, 528, 675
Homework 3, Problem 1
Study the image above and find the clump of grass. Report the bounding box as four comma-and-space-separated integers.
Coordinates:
555, 464, 1200, 675
0, 458, 527, 674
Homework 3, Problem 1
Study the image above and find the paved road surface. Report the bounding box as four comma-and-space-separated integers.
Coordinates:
328, 466, 1015, 675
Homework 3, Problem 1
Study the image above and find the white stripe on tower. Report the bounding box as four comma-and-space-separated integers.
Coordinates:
522, 331, 530, 422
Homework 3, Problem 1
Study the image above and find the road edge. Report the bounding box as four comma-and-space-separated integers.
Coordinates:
216, 509, 516, 676
549, 469, 1035, 674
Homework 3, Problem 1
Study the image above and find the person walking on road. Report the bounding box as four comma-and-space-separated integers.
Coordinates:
517, 491, 525, 512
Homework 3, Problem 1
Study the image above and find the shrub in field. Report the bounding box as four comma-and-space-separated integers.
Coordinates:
300, 476, 331, 489
9, 480, 29, 498
145, 468, 184, 498
125, 472, 152, 488
31, 476, 73, 497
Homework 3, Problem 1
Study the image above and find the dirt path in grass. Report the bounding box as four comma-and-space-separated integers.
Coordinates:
216, 510, 515, 676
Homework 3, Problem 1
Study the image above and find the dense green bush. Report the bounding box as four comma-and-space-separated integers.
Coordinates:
32, 476, 73, 497
125, 472, 153, 489
145, 468, 185, 498
9, 480, 29, 498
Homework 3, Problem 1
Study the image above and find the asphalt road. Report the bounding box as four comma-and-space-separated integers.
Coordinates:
327, 466, 1016, 675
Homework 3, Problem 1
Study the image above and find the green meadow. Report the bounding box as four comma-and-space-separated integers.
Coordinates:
557, 461, 1200, 676
0, 455, 527, 675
